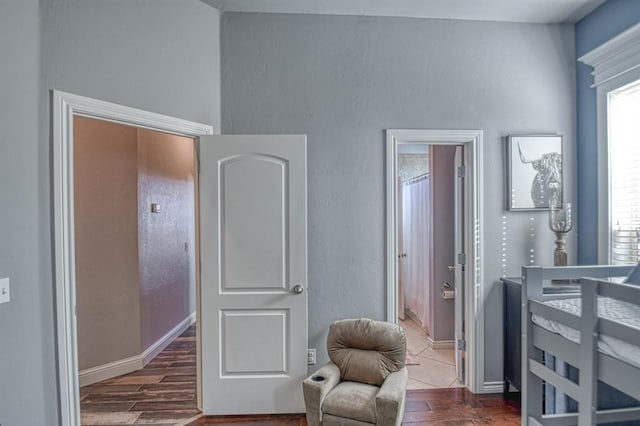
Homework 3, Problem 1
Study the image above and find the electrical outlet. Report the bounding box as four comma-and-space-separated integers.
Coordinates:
307, 348, 316, 365
0, 278, 10, 305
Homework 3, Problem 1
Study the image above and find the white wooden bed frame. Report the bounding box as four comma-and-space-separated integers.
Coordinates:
522, 265, 640, 425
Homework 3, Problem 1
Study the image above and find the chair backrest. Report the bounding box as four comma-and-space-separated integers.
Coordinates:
327, 318, 406, 386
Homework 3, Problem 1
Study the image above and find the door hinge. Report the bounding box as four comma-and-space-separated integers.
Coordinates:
457, 339, 467, 351
457, 253, 466, 265
457, 166, 466, 178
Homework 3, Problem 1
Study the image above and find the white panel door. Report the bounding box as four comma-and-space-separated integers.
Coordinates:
453, 146, 465, 384
198, 135, 307, 414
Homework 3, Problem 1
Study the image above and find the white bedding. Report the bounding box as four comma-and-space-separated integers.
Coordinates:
531, 297, 640, 369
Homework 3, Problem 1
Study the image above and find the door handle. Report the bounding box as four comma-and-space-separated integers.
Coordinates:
292, 285, 304, 295
448, 265, 456, 271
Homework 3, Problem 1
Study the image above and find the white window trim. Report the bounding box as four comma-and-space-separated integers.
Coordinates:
578, 22, 640, 264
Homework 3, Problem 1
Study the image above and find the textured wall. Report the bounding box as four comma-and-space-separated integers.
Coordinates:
41, 0, 221, 133
221, 13, 576, 383
430, 146, 456, 342
137, 129, 196, 350
0, 2, 220, 423
398, 154, 429, 182
74, 117, 142, 371
575, 0, 640, 264
0, 1, 54, 425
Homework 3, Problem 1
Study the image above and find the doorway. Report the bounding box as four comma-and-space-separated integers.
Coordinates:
73, 116, 199, 424
53, 91, 214, 426
385, 129, 484, 393
396, 143, 462, 390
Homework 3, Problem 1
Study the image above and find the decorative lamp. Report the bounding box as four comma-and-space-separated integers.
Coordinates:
548, 198, 572, 266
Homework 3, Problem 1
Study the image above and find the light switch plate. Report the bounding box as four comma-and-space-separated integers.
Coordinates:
0, 278, 10, 304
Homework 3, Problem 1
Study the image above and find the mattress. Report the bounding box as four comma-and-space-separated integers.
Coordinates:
531, 297, 640, 369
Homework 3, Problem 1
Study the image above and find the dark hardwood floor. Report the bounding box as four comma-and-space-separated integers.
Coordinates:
80, 325, 199, 425
186, 414, 306, 425
81, 325, 521, 425
188, 389, 521, 425
401, 388, 521, 425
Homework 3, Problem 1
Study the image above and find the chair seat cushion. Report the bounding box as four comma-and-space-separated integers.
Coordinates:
323, 381, 378, 424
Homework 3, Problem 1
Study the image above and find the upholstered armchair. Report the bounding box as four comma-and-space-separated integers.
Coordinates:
303, 318, 408, 426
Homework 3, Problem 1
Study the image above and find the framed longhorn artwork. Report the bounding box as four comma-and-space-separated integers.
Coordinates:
506, 135, 563, 211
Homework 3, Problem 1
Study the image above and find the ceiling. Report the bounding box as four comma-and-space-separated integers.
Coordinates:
203, 0, 606, 24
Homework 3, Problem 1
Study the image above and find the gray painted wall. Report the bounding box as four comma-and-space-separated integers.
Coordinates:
0, 1, 53, 425
221, 12, 576, 383
41, 0, 221, 131
0, 1, 220, 423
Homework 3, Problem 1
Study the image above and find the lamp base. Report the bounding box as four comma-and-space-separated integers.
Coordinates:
553, 231, 568, 267
552, 231, 570, 284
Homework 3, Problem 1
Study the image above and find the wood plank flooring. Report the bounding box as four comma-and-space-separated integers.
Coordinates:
188, 389, 521, 425
82, 325, 521, 425
401, 388, 521, 425
80, 325, 199, 425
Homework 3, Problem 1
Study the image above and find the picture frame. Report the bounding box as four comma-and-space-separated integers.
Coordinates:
506, 134, 563, 211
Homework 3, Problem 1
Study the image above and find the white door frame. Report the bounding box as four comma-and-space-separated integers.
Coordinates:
52, 90, 214, 426
385, 129, 484, 393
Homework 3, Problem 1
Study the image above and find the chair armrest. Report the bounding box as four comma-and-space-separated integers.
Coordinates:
375, 367, 408, 426
303, 362, 341, 426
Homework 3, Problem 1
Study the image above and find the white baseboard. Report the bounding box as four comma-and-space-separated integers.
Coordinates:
142, 312, 196, 366
78, 354, 142, 387
428, 337, 455, 350
481, 381, 505, 394
403, 311, 453, 349
79, 312, 196, 387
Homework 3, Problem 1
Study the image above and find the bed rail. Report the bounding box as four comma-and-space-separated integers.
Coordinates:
521, 265, 638, 426
522, 265, 633, 302
597, 279, 640, 305
530, 407, 640, 426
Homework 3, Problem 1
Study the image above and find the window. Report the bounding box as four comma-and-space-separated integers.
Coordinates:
610, 80, 640, 264
579, 22, 640, 264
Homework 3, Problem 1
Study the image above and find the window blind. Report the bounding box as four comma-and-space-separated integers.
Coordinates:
610, 79, 640, 264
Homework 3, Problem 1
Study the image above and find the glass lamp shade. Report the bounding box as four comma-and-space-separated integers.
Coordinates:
549, 202, 573, 233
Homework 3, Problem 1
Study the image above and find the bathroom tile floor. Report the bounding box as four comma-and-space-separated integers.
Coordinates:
399, 317, 465, 390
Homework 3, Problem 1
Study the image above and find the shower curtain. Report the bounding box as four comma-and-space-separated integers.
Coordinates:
402, 176, 431, 331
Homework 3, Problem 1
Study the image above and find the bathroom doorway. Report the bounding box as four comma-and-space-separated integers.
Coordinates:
397, 143, 462, 390
386, 129, 484, 393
